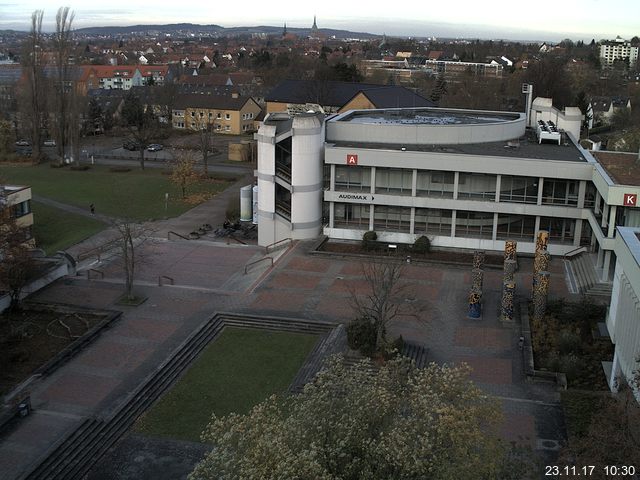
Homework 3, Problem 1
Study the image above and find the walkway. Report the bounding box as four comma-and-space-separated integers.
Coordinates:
0, 204, 571, 479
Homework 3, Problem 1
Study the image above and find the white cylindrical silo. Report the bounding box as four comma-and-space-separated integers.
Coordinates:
252, 185, 258, 225
240, 185, 252, 222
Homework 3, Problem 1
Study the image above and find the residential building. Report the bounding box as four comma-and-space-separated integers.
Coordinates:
1, 185, 35, 249
172, 93, 261, 134
599, 37, 639, 69
265, 80, 434, 115
89, 65, 168, 90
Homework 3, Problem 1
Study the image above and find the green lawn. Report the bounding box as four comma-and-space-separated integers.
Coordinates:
4, 163, 236, 221
134, 328, 318, 442
32, 201, 106, 254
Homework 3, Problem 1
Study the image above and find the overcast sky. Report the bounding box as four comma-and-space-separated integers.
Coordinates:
0, 0, 638, 42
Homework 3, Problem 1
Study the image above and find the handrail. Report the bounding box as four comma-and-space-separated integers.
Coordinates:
244, 257, 273, 274
563, 246, 587, 261
76, 238, 119, 262
158, 275, 174, 286
168, 231, 190, 241
87, 269, 104, 280
265, 237, 292, 254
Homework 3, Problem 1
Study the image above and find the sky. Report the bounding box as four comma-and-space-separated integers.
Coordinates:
0, 0, 638, 42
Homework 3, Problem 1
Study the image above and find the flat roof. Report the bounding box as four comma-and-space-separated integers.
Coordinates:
336, 108, 521, 126
592, 151, 640, 186
329, 129, 588, 163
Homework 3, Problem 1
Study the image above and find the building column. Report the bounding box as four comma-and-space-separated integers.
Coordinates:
607, 205, 617, 237
577, 180, 586, 208
369, 204, 375, 231
594, 190, 601, 215
329, 202, 335, 228
411, 169, 417, 197
370, 167, 376, 195
609, 350, 622, 392
597, 246, 604, 268
601, 202, 609, 228
492, 212, 498, 241
573, 219, 583, 247
537, 177, 544, 205
495, 175, 501, 203
410, 207, 415, 235
453, 172, 460, 200
534, 216, 541, 242
330, 164, 336, 191
602, 250, 612, 282
450, 210, 457, 238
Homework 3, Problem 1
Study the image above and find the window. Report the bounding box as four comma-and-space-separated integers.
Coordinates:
209, 112, 213, 119
335, 166, 371, 192
373, 206, 411, 233
249, 112, 254, 119
12, 200, 31, 218
539, 216, 576, 244
375, 168, 412, 195
190, 111, 195, 117
457, 173, 496, 200
499, 175, 538, 204
416, 171, 454, 198
496, 214, 535, 240
225, 113, 231, 120
542, 179, 578, 206
455, 210, 494, 239
216, 124, 221, 131
415, 208, 452, 235
225, 125, 230, 131
334, 203, 370, 230
217, 112, 221, 119
200, 111, 204, 118
191, 122, 195, 128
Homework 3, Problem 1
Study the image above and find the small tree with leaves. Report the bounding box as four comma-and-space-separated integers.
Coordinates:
170, 152, 198, 199
190, 356, 535, 480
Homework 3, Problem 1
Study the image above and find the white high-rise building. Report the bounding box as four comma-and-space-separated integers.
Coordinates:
599, 37, 639, 69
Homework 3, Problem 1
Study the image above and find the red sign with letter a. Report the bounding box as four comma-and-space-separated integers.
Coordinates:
346, 154, 358, 166
624, 193, 637, 207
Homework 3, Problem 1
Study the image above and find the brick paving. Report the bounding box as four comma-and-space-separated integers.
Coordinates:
0, 198, 575, 479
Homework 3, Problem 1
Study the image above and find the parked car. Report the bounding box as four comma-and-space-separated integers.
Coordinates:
43, 139, 56, 147
147, 143, 163, 152
15, 140, 30, 146
123, 139, 141, 151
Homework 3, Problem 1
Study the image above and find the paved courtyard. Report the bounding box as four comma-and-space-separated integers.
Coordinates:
0, 194, 574, 479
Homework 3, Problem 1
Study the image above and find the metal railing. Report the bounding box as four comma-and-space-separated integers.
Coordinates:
168, 231, 189, 241
87, 269, 104, 280
158, 275, 174, 286
563, 246, 587, 261
265, 237, 292, 254
244, 256, 273, 274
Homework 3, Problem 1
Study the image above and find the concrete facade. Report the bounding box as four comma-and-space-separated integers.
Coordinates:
607, 227, 640, 397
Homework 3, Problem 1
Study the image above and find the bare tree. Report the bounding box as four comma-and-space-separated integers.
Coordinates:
121, 91, 159, 170
113, 220, 154, 301
21, 10, 46, 162
349, 259, 409, 351
195, 116, 215, 176
52, 6, 75, 159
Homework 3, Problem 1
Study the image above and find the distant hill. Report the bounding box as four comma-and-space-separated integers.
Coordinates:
73, 23, 379, 39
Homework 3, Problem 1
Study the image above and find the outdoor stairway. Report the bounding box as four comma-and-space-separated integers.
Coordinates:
20, 313, 336, 480
566, 253, 613, 297
289, 324, 348, 393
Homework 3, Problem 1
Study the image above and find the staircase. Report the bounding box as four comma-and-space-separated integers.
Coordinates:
565, 253, 612, 298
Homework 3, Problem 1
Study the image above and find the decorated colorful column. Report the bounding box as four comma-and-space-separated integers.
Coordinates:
500, 281, 516, 322
471, 268, 484, 292
533, 271, 550, 321
468, 289, 482, 319
533, 250, 551, 295
473, 250, 485, 270
535, 230, 549, 255
504, 240, 517, 263
504, 259, 517, 284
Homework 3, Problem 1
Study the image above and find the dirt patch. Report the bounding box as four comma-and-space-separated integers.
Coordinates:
0, 308, 107, 395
